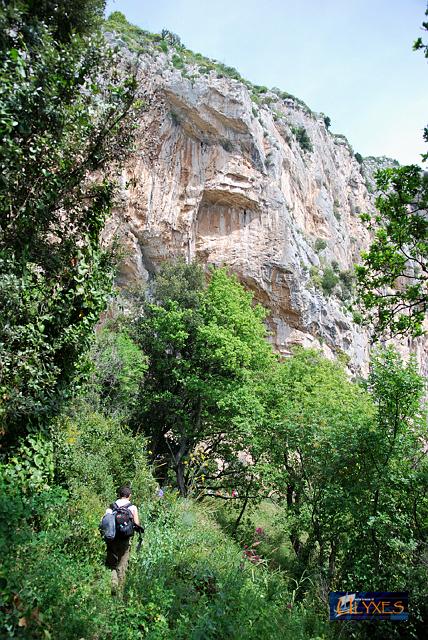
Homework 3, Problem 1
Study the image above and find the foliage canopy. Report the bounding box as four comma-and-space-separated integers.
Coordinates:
0, 0, 141, 442
356, 166, 428, 337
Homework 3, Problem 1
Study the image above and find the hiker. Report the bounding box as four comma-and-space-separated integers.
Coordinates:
103, 485, 140, 593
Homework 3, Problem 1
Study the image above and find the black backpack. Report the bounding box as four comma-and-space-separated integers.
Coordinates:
112, 501, 135, 538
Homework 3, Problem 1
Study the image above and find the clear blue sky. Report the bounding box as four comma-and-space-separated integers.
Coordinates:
105, 0, 427, 165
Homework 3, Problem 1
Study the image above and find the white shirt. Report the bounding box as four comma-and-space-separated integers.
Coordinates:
106, 498, 138, 521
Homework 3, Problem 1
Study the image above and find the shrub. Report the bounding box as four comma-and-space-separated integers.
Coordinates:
352, 310, 363, 324
89, 327, 147, 418
54, 409, 154, 505
339, 269, 354, 289
253, 85, 268, 94
338, 269, 355, 300
321, 266, 339, 295
215, 63, 243, 81
314, 238, 327, 253
354, 152, 363, 164
172, 54, 185, 69
292, 126, 313, 152
161, 28, 182, 47
309, 265, 322, 289
323, 115, 331, 129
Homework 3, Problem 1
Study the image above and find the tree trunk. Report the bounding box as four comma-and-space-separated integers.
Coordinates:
175, 434, 189, 497
328, 541, 337, 585
290, 533, 302, 556
176, 461, 187, 497
233, 476, 253, 533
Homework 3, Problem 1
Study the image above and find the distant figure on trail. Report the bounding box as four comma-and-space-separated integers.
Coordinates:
102, 485, 141, 594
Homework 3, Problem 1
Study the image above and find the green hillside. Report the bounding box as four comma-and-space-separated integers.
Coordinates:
1, 3, 427, 639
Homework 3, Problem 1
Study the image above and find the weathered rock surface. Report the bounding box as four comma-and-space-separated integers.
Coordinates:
104, 32, 427, 376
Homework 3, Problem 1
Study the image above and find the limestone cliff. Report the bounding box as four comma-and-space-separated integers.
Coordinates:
103, 20, 427, 376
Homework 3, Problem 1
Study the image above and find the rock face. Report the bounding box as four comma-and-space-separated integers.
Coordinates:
104, 30, 427, 376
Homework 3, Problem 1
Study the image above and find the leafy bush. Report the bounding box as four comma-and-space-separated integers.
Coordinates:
338, 269, 355, 300
172, 54, 185, 69
321, 266, 339, 295
89, 326, 147, 418
215, 63, 243, 81
161, 29, 182, 47
314, 238, 327, 253
292, 126, 313, 152
2, 435, 54, 495
309, 265, 322, 289
54, 408, 155, 505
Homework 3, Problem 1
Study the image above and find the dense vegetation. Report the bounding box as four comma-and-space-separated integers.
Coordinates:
1, 260, 427, 639
0, 0, 140, 443
1, 3, 427, 639
356, 165, 428, 338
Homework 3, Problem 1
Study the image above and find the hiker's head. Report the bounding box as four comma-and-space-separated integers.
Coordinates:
118, 485, 132, 499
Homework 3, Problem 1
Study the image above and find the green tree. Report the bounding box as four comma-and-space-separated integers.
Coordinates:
131, 262, 276, 496
263, 349, 374, 575
356, 166, 428, 337
348, 348, 427, 590
356, 9, 428, 338
263, 346, 427, 625
88, 325, 147, 418
0, 1, 140, 443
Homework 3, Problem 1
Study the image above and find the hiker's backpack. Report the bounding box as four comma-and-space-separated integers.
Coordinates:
112, 501, 135, 538
99, 511, 116, 541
